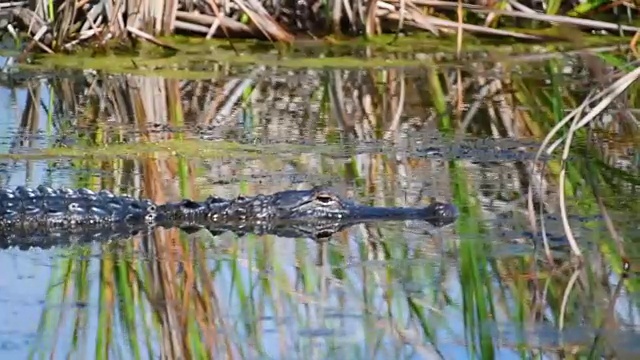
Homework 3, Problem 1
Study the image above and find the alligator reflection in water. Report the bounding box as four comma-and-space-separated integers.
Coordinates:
0, 217, 447, 250
0, 185, 458, 249
0, 223, 147, 250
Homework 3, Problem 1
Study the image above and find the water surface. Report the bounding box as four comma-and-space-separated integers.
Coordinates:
0, 49, 638, 359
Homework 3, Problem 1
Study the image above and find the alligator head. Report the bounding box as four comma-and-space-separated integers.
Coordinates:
270, 186, 458, 227
269, 187, 350, 219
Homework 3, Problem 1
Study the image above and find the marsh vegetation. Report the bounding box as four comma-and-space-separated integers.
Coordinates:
0, 0, 639, 56
0, 42, 636, 358
0, 0, 639, 358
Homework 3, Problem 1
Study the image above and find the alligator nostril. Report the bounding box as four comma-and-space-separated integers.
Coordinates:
438, 203, 458, 219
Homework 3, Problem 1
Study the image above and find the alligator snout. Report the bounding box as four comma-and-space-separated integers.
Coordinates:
432, 202, 458, 220
426, 201, 459, 227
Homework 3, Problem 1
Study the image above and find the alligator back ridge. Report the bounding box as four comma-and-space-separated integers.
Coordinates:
0, 185, 158, 229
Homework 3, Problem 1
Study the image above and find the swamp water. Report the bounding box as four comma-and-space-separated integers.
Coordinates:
0, 46, 639, 359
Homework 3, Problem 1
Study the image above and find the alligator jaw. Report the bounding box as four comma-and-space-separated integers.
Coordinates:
344, 201, 459, 227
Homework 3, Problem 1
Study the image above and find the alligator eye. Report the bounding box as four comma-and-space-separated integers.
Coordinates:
315, 194, 335, 204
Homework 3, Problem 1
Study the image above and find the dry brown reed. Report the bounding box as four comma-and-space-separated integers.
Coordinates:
0, 0, 639, 55
35, 72, 229, 357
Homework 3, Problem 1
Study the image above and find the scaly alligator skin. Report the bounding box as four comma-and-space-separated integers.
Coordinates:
0, 185, 158, 230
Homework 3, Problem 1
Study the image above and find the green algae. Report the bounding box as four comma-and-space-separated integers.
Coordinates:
18, 50, 431, 78
0, 138, 347, 161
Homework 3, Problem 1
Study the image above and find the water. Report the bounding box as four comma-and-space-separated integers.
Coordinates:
0, 51, 638, 359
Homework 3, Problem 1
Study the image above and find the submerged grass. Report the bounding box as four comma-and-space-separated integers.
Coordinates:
449, 160, 496, 359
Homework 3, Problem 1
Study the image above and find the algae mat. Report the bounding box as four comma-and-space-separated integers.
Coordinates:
8, 35, 630, 79
0, 139, 350, 161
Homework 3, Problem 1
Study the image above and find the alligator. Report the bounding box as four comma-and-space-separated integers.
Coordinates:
0, 185, 458, 248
